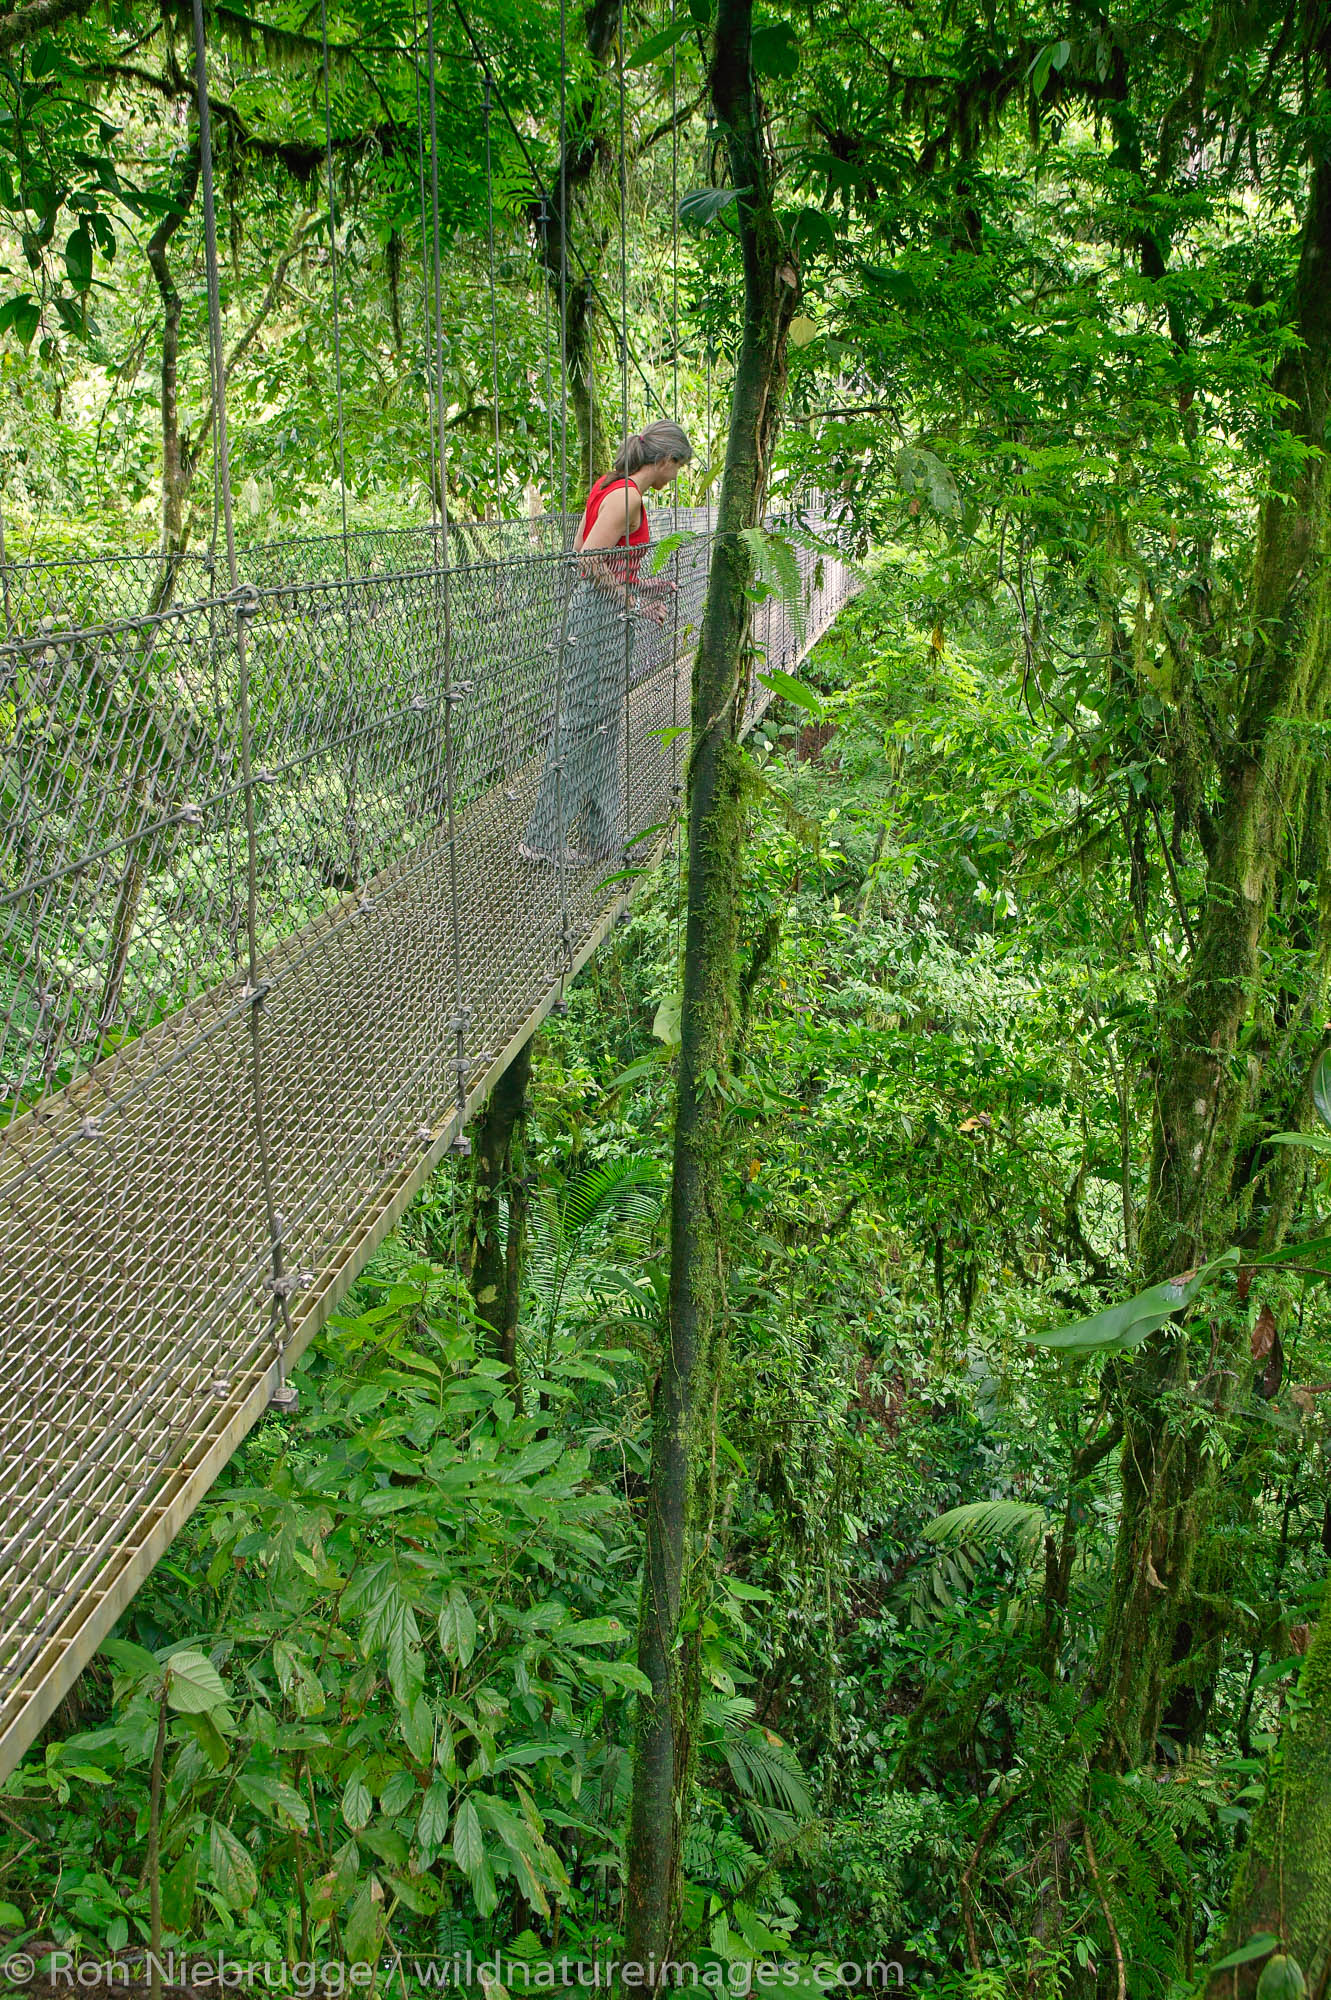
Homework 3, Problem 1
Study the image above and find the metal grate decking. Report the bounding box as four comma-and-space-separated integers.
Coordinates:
0, 508, 857, 1778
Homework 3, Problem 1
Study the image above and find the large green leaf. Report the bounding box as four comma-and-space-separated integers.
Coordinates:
452, 1795, 484, 1874
627, 20, 691, 64
208, 1819, 258, 1910
417, 1781, 452, 1849
165, 1649, 228, 1714
1256, 1956, 1308, 2000
64, 226, 93, 292
342, 1774, 373, 1830
752, 22, 800, 75
1031, 1260, 1227, 1355
438, 1587, 477, 1667
0, 292, 41, 345
757, 668, 822, 715
556, 1616, 628, 1648
101, 1638, 163, 1684
357, 1571, 423, 1701
178, 1710, 231, 1768
161, 1849, 200, 1933
342, 1876, 386, 1966
1209, 1937, 1280, 1973
1269, 1130, 1331, 1157
679, 186, 747, 228
236, 1772, 308, 1828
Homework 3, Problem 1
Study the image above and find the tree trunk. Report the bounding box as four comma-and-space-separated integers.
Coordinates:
1202, 1584, 1331, 1999
623, 0, 797, 1973
533, 0, 619, 500
146, 139, 203, 584
1092, 34, 1331, 1769
466, 1034, 533, 1400
566, 275, 608, 491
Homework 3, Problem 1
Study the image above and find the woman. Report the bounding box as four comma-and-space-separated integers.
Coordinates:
520, 419, 694, 867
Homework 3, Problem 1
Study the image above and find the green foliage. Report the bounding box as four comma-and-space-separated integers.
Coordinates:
10, 0, 1331, 1984
4, 1276, 645, 1952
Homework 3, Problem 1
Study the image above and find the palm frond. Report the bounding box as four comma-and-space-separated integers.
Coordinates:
923, 1498, 1048, 1558
684, 1822, 763, 1892
724, 1736, 814, 1819
558, 1156, 664, 1246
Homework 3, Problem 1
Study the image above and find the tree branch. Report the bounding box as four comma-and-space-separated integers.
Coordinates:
0, 0, 95, 55
640, 89, 706, 154
193, 207, 316, 450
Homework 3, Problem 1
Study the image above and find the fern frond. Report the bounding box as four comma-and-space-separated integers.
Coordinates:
703, 1693, 757, 1729
740, 527, 807, 648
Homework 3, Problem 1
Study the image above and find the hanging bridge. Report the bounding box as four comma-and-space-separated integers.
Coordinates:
0, 508, 858, 1779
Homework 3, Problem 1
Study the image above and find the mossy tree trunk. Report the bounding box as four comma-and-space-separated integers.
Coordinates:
1092, 22, 1331, 1768
466, 1033, 533, 1401
1202, 1584, 1331, 1997
623, 0, 797, 1973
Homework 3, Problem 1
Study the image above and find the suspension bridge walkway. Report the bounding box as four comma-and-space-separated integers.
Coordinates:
0, 508, 856, 1780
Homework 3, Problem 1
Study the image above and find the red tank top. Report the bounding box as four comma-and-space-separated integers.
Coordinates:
580, 474, 650, 577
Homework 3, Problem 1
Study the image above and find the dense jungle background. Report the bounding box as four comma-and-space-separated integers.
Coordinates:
2, 0, 1331, 1993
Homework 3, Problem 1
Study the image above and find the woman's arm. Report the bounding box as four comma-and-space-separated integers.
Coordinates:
576, 482, 666, 622
580, 483, 640, 552
578, 486, 647, 611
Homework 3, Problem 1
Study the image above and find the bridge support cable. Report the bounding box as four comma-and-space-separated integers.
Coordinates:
192, 0, 296, 1413
422, 0, 472, 1156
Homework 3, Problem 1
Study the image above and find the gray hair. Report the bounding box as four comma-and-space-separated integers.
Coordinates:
613, 420, 694, 475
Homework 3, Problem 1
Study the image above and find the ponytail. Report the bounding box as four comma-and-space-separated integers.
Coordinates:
613, 419, 695, 476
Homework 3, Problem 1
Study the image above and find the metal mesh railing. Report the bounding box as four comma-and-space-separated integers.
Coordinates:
0, 507, 858, 1776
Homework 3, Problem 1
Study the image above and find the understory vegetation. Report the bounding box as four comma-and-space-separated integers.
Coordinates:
3, 0, 1331, 1992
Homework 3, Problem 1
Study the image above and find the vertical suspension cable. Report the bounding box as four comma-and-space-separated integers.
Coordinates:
190, 0, 295, 1403
617, 0, 631, 873
669, 0, 682, 958
0, 488, 11, 639
551, 0, 571, 1006
542, 203, 554, 499
483, 75, 503, 514
706, 345, 712, 533
538, 180, 571, 1002
412, 0, 441, 534
424, 0, 471, 1153
411, 0, 451, 904
320, 0, 363, 890
319, 0, 351, 561
558, 0, 569, 527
